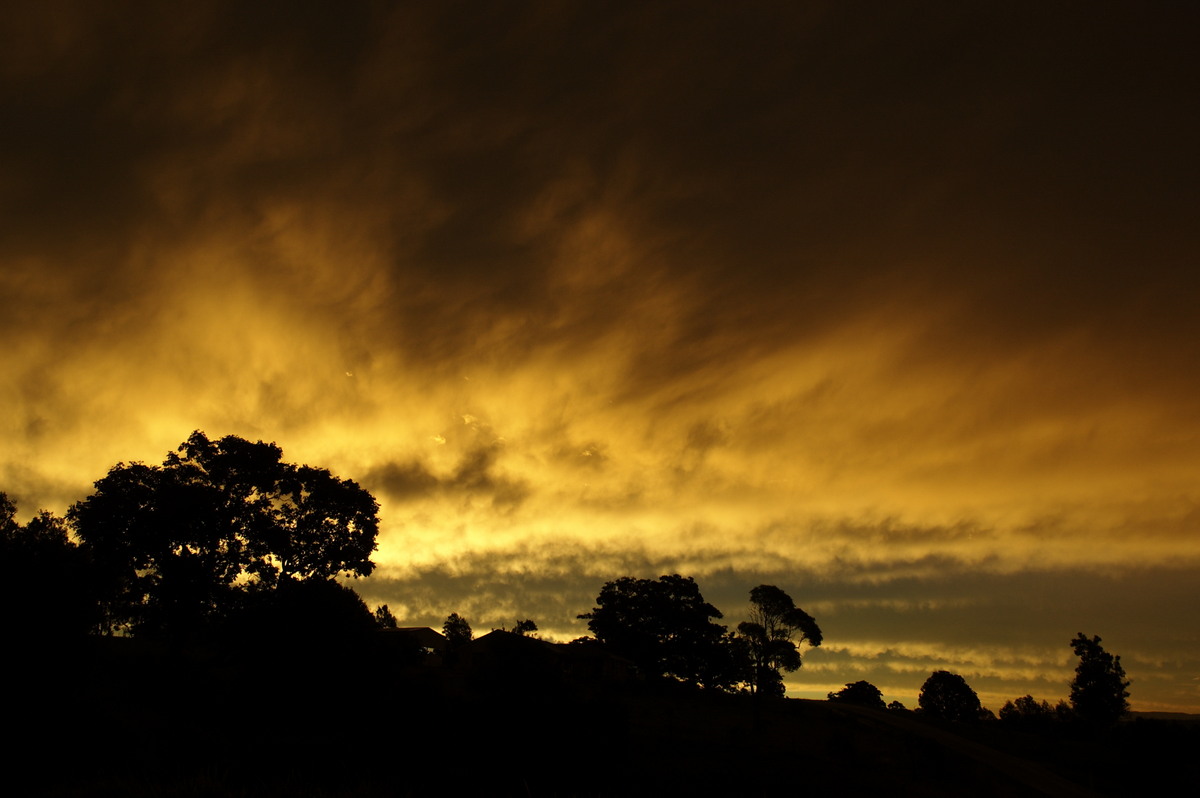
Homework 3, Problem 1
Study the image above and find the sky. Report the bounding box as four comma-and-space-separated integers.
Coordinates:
2, 1, 1198, 712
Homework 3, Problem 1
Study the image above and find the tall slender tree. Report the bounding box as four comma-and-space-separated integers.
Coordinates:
1069, 633, 1130, 725
736, 584, 822, 696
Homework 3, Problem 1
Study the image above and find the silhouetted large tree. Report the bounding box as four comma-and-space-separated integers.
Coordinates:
918, 670, 982, 722
736, 584, 822, 696
1069, 633, 1130, 725
68, 431, 379, 637
579, 574, 728, 687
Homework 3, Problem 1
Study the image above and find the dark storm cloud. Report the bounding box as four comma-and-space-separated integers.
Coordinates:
365, 443, 530, 511
5, 1, 1196, 386
360, 532, 992, 635
364, 459, 440, 502
359, 542, 672, 638
804, 565, 1200, 709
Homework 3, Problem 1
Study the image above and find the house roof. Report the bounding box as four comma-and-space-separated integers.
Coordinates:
384, 626, 448, 650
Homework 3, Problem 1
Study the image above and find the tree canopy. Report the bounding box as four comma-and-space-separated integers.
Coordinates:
443, 612, 473, 647
579, 574, 729, 687
68, 431, 379, 637
736, 584, 822, 696
999, 695, 1055, 727
374, 604, 399, 629
828, 680, 886, 709
512, 618, 538, 636
0, 493, 98, 637
918, 670, 982, 722
1069, 633, 1130, 725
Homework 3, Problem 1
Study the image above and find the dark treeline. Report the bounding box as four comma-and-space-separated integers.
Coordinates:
4, 432, 1196, 796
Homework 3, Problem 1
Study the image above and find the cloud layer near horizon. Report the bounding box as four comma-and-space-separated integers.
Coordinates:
3, 2, 1198, 711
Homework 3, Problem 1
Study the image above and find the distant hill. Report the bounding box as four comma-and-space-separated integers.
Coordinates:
1128, 710, 1200, 722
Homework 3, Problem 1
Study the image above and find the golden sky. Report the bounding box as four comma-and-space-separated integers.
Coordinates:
3, 2, 1198, 711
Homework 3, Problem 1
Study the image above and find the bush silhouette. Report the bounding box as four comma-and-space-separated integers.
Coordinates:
828, 680, 886, 709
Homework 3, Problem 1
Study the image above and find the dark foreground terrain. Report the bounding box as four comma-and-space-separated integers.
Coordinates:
11, 636, 1196, 797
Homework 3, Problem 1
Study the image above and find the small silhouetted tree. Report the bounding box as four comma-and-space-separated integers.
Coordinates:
828, 680, 886, 709
736, 584, 821, 696
374, 604, 398, 629
1069, 633, 1130, 725
887, 700, 908, 712
579, 574, 728, 687
513, 618, 537, 636
443, 612, 473, 647
918, 670, 982, 722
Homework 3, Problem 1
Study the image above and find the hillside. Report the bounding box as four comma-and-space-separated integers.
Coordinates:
12, 634, 1196, 797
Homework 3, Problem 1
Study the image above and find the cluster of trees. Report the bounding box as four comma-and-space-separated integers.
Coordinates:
435, 613, 537, 647
578, 575, 822, 695
8, 432, 823, 701
991, 634, 1131, 727
825, 633, 1131, 728
3, 431, 1134, 720
426, 576, 822, 697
